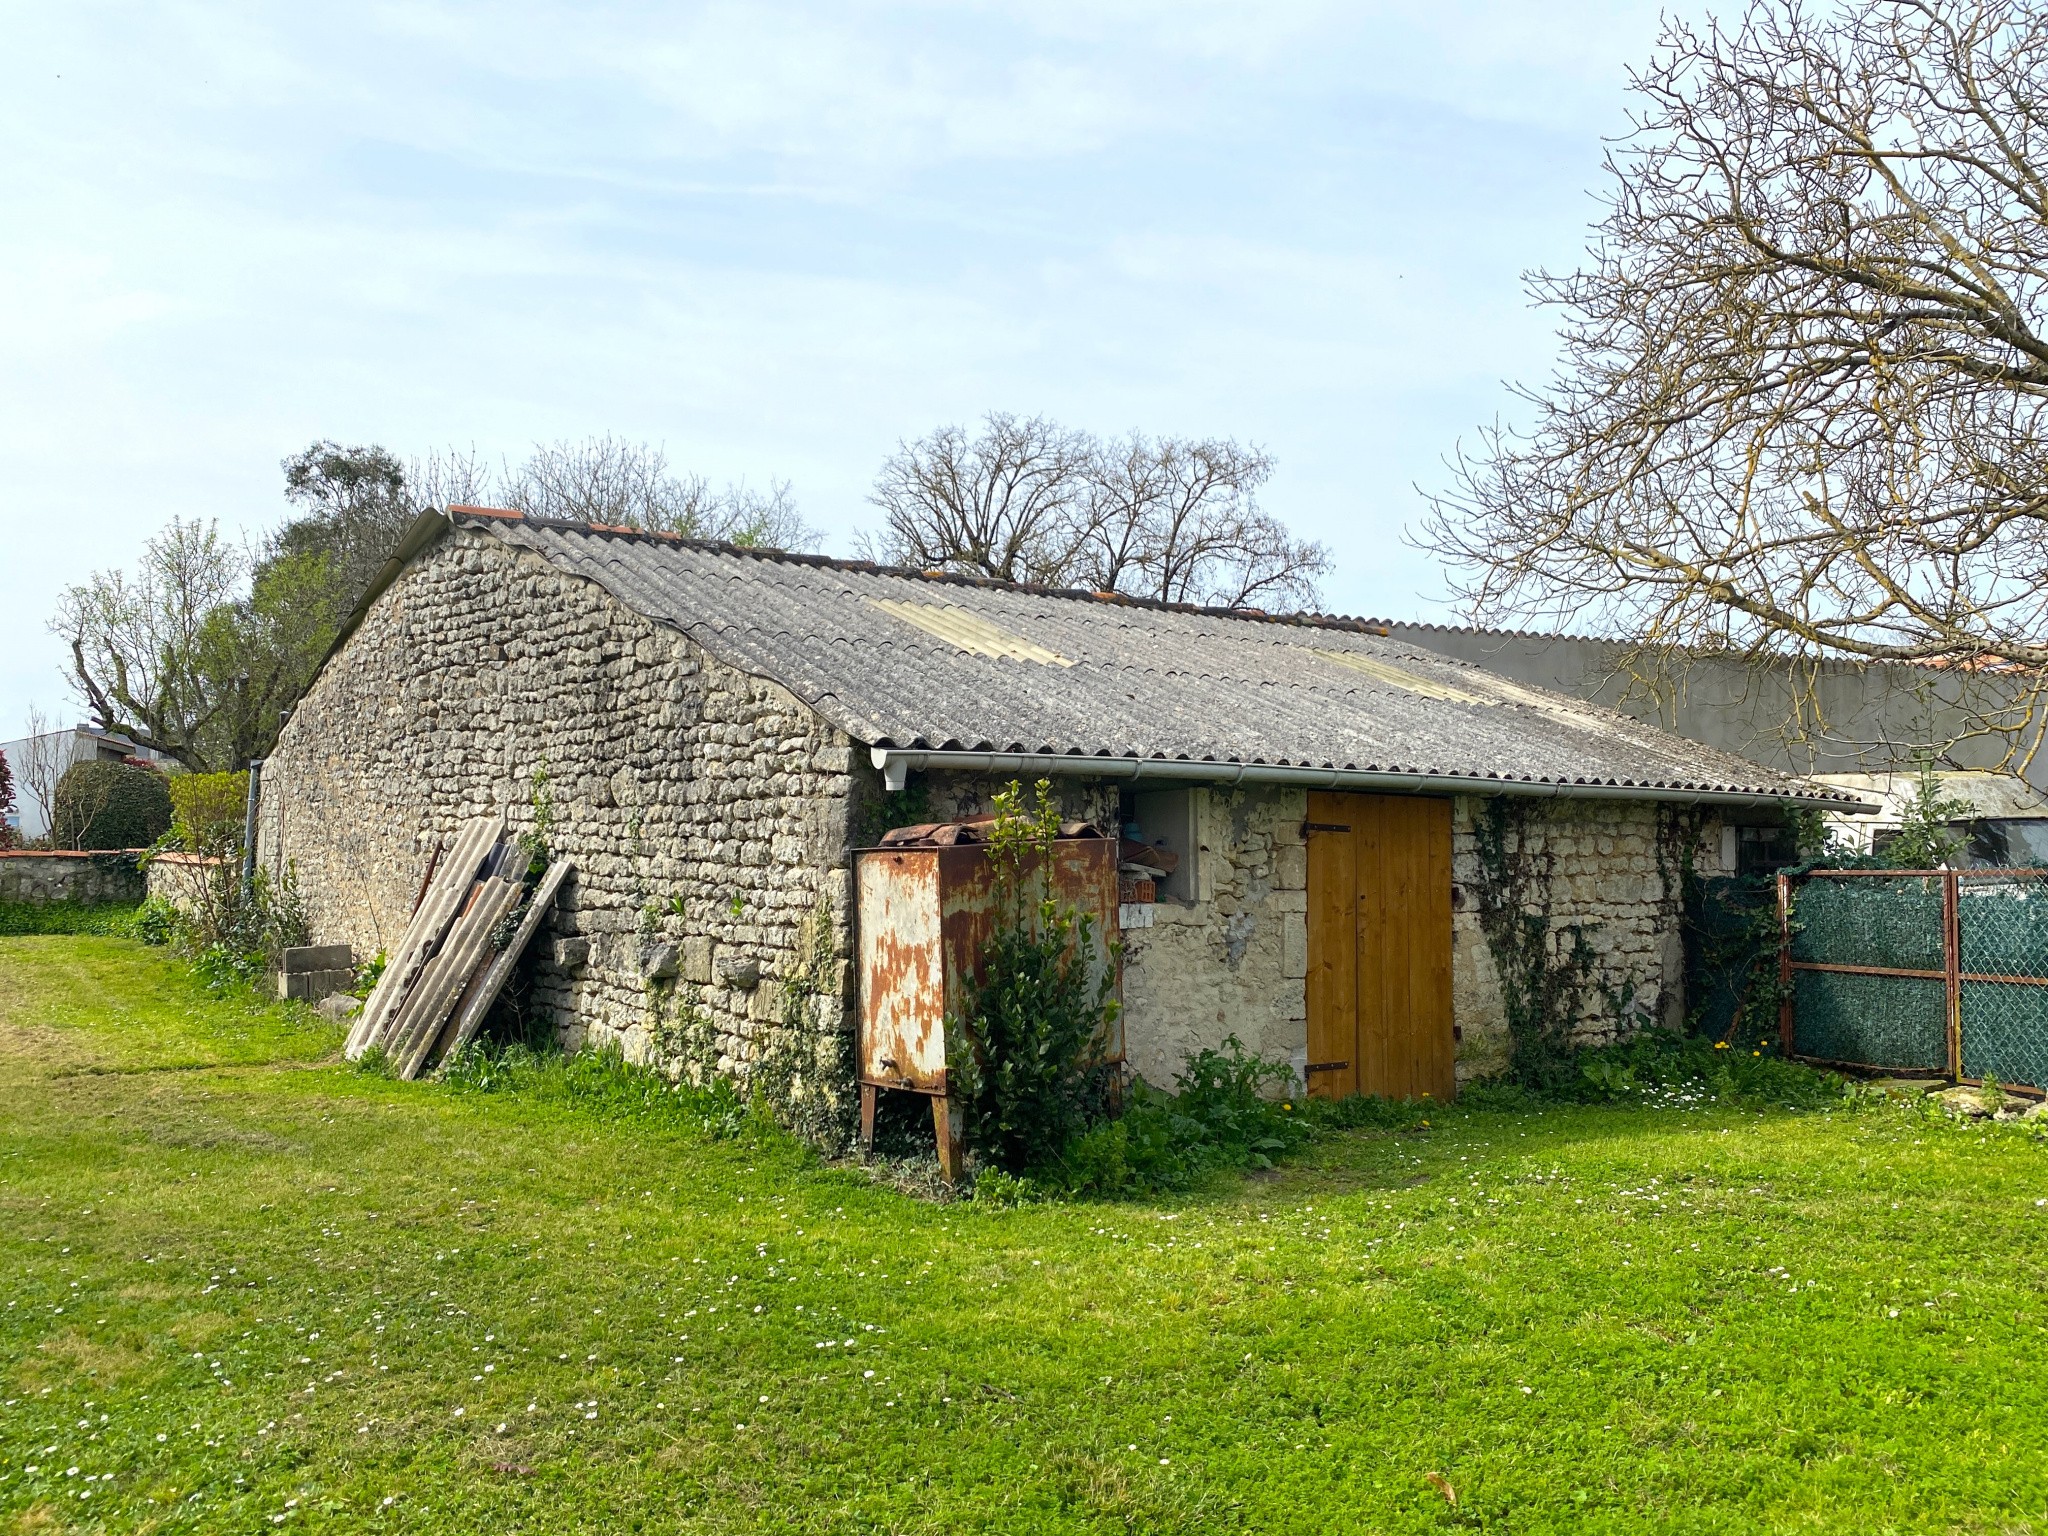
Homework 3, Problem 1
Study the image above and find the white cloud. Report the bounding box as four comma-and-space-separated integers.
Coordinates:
0, 0, 1675, 733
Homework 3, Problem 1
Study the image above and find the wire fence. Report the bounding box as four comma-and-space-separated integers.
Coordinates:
1780, 868, 2048, 1092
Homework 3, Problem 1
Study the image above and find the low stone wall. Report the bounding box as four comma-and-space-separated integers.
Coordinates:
145, 853, 228, 915
0, 850, 146, 906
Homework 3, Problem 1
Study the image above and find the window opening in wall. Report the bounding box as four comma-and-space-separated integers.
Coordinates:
1123, 788, 1199, 905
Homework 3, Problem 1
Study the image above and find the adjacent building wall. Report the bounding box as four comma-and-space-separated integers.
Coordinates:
1391, 623, 2040, 790
258, 527, 862, 1140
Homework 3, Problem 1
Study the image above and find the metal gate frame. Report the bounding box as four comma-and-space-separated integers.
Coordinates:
1778, 866, 2048, 1094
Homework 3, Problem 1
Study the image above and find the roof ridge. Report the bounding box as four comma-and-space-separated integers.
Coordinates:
449, 507, 1394, 638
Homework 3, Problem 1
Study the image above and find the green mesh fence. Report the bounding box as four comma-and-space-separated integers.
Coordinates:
1959, 982, 2048, 1090
1790, 876, 1944, 971
1684, 875, 1772, 1040
1788, 872, 2048, 1089
1958, 878, 2048, 976
1790, 968, 1948, 1070
1954, 877, 2048, 1088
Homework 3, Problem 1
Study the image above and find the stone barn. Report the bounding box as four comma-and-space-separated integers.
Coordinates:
258, 507, 1864, 1145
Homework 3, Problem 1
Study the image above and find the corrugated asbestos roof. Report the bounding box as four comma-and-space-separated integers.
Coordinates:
446, 510, 1859, 806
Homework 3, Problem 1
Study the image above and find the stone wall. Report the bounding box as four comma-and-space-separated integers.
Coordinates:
145, 853, 227, 915
902, 775, 1720, 1091
258, 526, 862, 1144
1117, 784, 1309, 1089
0, 851, 145, 906
1449, 796, 1723, 1079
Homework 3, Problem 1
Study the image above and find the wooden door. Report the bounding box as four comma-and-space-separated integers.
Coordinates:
1305, 792, 1455, 1101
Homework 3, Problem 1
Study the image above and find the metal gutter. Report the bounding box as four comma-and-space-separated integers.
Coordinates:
869, 747, 1879, 814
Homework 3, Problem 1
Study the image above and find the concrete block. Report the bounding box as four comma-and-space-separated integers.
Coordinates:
279, 968, 354, 1003
282, 943, 353, 974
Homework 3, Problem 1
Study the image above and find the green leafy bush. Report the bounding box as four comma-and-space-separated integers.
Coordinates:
167, 770, 248, 855
1031, 1037, 1341, 1199
1569, 1027, 1844, 1109
950, 780, 1121, 1175
51, 759, 172, 850
132, 896, 183, 946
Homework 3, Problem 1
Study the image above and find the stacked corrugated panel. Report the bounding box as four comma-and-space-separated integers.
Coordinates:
344, 811, 572, 1079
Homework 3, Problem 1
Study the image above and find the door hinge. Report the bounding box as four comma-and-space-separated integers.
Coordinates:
1302, 822, 1351, 835
1304, 1060, 1352, 1073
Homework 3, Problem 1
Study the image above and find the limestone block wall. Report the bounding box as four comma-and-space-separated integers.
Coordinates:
1449, 795, 1724, 1080
145, 853, 228, 915
257, 528, 861, 1140
901, 776, 1311, 1090
0, 851, 146, 905
1117, 784, 1309, 1089
904, 776, 1720, 1092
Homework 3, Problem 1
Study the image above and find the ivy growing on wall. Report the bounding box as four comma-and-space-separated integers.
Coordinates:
1468, 799, 1602, 1088
755, 894, 857, 1150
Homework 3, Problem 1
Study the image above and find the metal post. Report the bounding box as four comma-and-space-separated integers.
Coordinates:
1943, 870, 1962, 1081
240, 759, 263, 903
1777, 872, 1795, 1054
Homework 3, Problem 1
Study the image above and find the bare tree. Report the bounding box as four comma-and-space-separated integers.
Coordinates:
15, 703, 67, 840
863, 414, 1096, 584
865, 414, 1327, 607
1080, 434, 1324, 609
1423, 0, 2048, 770
487, 436, 815, 550
407, 446, 493, 514
55, 518, 247, 769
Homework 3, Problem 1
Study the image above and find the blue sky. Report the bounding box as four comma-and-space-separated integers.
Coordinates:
0, 1, 1682, 740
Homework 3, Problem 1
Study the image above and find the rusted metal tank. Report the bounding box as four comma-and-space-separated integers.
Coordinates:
855, 836, 1121, 1180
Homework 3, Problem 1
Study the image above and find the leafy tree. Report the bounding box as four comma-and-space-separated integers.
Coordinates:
276, 441, 417, 617
1425, 0, 2048, 770
51, 759, 172, 850
1878, 769, 1971, 869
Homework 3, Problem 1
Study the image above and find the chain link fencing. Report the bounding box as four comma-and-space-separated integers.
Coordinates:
1782, 868, 2048, 1092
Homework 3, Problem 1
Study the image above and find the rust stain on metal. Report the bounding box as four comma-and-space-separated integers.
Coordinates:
855, 838, 1123, 1097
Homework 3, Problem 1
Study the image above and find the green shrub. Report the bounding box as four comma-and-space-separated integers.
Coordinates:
51, 759, 172, 850
132, 896, 183, 946
950, 780, 1121, 1176
1040, 1037, 1327, 1198
167, 771, 248, 856
953, 909, 1120, 1174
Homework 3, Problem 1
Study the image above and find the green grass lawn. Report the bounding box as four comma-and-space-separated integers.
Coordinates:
4, 935, 2047, 1534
